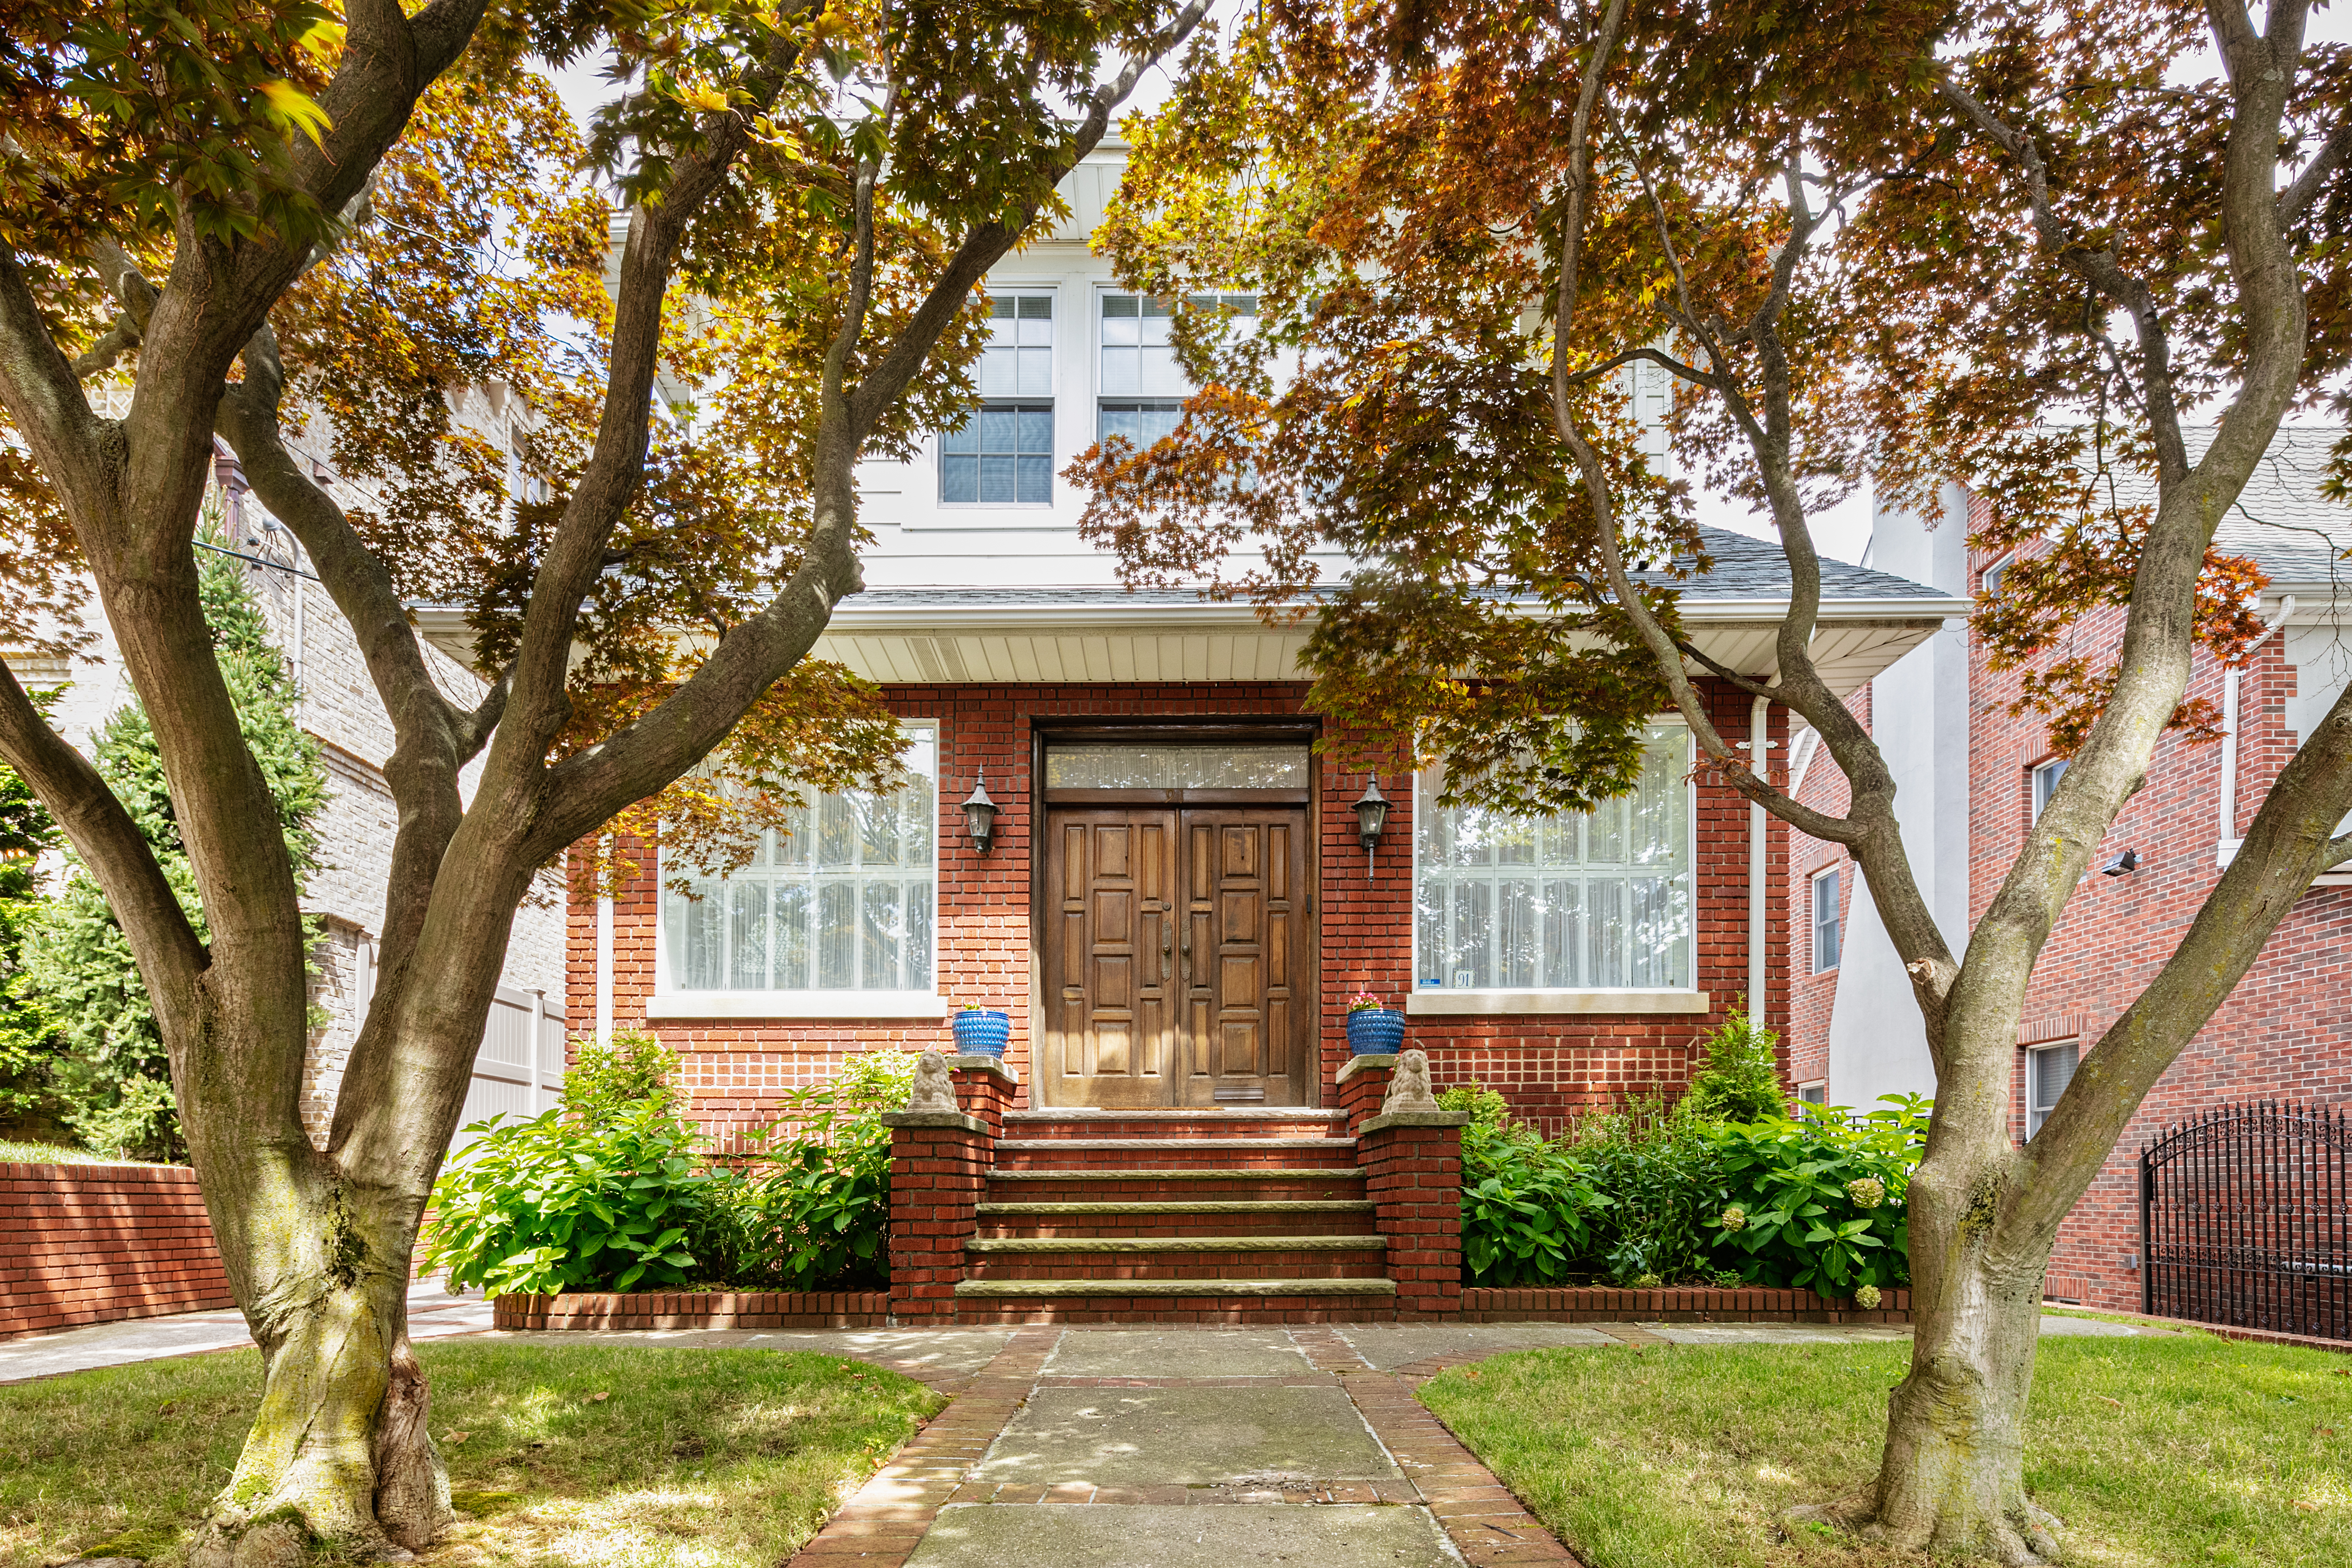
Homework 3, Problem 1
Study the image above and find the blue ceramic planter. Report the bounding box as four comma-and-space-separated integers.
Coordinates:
951, 1009, 1011, 1057
1346, 1008, 1405, 1055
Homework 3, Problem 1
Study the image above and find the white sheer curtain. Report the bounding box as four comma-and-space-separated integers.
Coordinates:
666, 725, 937, 992
1414, 726, 1694, 991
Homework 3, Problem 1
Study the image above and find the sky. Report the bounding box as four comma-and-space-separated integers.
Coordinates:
545, 3, 2352, 571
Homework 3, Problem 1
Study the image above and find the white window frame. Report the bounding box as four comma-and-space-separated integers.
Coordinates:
938, 289, 1057, 509
1981, 554, 2012, 601
1810, 865, 1842, 973
649, 721, 945, 1020
2031, 756, 2069, 822
1406, 719, 1709, 1016
2025, 1040, 2078, 1140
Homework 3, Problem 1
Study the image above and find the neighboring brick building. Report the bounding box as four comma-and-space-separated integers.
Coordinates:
571, 148, 1964, 1153
1789, 430, 2352, 1312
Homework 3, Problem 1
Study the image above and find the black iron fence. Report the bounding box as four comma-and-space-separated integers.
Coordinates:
2140, 1101, 2349, 1341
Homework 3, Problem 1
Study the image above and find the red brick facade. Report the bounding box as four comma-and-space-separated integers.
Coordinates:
1784, 685, 1868, 1093
574, 678, 1788, 1140
1, 1161, 233, 1340
1783, 502, 2352, 1314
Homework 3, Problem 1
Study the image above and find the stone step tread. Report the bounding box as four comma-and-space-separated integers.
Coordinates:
966, 1234, 1387, 1254
987, 1167, 1367, 1181
973, 1213, 1373, 1222
995, 1138, 1356, 1151
953, 1277, 1399, 1298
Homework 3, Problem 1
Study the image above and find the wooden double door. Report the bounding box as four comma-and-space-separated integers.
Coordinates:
1043, 807, 1311, 1108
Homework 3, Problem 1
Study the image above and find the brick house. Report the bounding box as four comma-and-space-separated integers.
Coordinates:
564, 149, 1962, 1317
1787, 430, 2352, 1312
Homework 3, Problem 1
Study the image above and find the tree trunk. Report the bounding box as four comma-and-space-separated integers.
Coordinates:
1794, 1150, 2061, 1565
189, 1172, 447, 1565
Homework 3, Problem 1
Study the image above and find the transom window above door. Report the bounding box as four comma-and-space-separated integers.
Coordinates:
1414, 724, 1696, 996
1045, 739, 1308, 792
658, 723, 938, 1013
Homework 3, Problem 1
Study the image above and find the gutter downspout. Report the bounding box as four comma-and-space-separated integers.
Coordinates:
1748, 694, 1771, 1024
2218, 595, 2294, 859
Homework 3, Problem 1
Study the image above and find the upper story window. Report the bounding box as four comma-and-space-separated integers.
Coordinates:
663, 723, 937, 994
942, 294, 1054, 505
2026, 1040, 2078, 1139
2032, 756, 2068, 822
1098, 293, 1255, 449
1413, 723, 1695, 992
1981, 555, 2012, 600
1811, 866, 1842, 973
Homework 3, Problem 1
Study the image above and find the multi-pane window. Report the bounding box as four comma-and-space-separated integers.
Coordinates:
1413, 725, 1694, 991
665, 725, 937, 993
1811, 867, 1842, 973
2026, 1040, 2078, 1139
1981, 556, 2011, 601
1098, 293, 1255, 448
2032, 757, 2069, 822
942, 294, 1053, 504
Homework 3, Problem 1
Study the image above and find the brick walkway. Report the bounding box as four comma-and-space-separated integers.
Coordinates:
787, 1325, 1599, 1568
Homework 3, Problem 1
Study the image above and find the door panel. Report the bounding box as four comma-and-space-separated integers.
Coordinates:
1046, 811, 1176, 1106
1178, 812, 1307, 1106
1045, 805, 1309, 1107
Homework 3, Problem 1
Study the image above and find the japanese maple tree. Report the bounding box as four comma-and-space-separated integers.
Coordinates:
0, 0, 1207, 1558
1076, 0, 2352, 1559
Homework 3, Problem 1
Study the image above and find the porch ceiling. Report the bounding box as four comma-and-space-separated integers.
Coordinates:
807, 592, 1966, 697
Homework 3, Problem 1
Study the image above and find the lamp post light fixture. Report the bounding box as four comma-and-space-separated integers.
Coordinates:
1353, 776, 1389, 879
962, 773, 999, 856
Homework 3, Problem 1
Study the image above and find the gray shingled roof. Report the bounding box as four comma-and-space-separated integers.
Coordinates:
2082, 425, 2351, 584
838, 524, 1948, 613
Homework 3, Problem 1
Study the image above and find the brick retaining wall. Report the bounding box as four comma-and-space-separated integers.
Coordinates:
493, 1291, 890, 1330
1, 1161, 234, 1340
1460, 1285, 1912, 1324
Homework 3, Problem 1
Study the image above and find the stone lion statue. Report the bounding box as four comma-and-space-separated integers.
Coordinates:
907, 1049, 959, 1113
1381, 1047, 1439, 1114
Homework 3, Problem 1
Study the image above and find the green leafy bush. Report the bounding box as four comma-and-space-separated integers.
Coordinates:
1701, 1096, 1927, 1295
1678, 1006, 1785, 1124
707, 1049, 918, 1290
425, 1032, 717, 1296
1448, 1074, 1929, 1297
426, 1036, 918, 1297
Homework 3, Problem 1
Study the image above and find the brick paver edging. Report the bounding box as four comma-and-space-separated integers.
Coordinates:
1461, 1285, 1911, 1324
786, 1329, 1058, 1567
493, 1291, 889, 1330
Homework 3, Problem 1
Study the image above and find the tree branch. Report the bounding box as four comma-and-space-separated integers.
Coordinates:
2279, 115, 2350, 224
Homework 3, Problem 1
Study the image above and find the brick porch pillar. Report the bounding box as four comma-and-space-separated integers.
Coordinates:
948, 1054, 1019, 1136
1336, 1053, 1396, 1136
1359, 1104, 1469, 1322
878, 1096, 993, 1324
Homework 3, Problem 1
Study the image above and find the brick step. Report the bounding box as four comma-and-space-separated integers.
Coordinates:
974, 1199, 1379, 1239
964, 1235, 1388, 1281
1001, 1109, 1348, 1141
984, 1168, 1368, 1204
992, 1138, 1359, 1171
955, 1276, 1394, 1299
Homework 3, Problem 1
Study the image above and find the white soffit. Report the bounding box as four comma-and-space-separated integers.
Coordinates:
809, 596, 1966, 696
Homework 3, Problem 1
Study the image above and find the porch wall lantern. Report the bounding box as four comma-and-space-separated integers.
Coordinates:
962, 774, 1000, 856
1353, 776, 1389, 879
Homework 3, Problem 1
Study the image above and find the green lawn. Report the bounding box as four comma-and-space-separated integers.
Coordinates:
0, 1342, 942, 1568
1420, 1330, 2352, 1568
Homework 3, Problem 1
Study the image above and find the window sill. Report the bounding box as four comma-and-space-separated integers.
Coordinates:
2217, 838, 2352, 885
1404, 989, 1711, 1017
645, 991, 948, 1021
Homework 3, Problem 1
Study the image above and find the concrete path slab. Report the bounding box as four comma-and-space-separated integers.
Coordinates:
1041, 1328, 1313, 1378
1332, 1321, 1613, 1367
904, 1502, 1457, 1568
0, 1279, 491, 1383
2037, 1313, 2178, 1338
973, 1383, 1399, 1488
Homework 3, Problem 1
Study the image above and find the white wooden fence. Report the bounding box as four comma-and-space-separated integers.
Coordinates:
453, 984, 567, 1150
